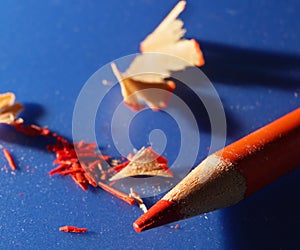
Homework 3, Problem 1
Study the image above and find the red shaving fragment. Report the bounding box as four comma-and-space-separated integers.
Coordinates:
56, 169, 83, 176
146, 147, 168, 165
10, 121, 173, 207
83, 172, 97, 187
71, 174, 88, 191
82, 160, 100, 170
59, 225, 87, 233
75, 141, 85, 148
13, 122, 54, 137
107, 161, 129, 174
71, 162, 88, 191
76, 152, 100, 158
100, 155, 110, 161
100, 171, 107, 181
11, 121, 103, 191
46, 133, 109, 191
98, 181, 136, 205
3, 148, 17, 170
81, 161, 100, 184
49, 164, 68, 176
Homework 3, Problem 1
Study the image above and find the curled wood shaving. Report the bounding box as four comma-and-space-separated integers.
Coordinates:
109, 147, 173, 181
109, 1, 205, 111
0, 92, 24, 124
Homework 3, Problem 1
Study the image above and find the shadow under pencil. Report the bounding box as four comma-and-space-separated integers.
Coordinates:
199, 40, 300, 88
221, 167, 300, 249
181, 40, 300, 137
200, 44, 300, 248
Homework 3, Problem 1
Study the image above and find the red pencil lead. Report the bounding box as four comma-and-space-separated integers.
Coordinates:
133, 200, 184, 233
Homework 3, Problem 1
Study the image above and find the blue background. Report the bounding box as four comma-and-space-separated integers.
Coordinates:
0, 0, 299, 249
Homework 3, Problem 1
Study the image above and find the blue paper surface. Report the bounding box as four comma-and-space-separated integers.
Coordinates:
0, 1, 299, 249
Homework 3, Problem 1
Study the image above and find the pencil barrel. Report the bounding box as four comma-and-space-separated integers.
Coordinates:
217, 108, 300, 196
133, 108, 300, 232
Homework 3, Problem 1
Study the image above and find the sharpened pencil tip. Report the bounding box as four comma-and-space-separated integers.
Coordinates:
133, 200, 184, 232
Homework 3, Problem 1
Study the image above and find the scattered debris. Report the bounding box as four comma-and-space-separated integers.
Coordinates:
98, 181, 136, 205
47, 139, 108, 191
129, 188, 148, 213
7, 122, 173, 207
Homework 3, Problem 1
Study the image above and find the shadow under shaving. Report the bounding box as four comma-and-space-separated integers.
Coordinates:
173, 41, 300, 138
200, 40, 300, 88
171, 79, 211, 134
21, 102, 46, 124
171, 72, 240, 138
0, 102, 71, 152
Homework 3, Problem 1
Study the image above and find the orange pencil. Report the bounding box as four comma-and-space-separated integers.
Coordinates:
133, 108, 300, 232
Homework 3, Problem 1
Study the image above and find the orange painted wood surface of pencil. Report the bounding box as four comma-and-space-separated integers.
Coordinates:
133, 108, 300, 232
216, 108, 300, 196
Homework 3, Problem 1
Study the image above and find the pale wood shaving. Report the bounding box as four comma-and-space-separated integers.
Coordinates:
110, 1, 204, 111
109, 147, 173, 181
0, 92, 24, 124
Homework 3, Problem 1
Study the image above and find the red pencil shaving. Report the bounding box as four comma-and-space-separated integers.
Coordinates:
12, 121, 139, 205
6, 102, 174, 211
12, 122, 170, 206
59, 225, 87, 233
98, 181, 136, 205
13, 120, 54, 137
48, 138, 108, 191
3, 148, 17, 170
